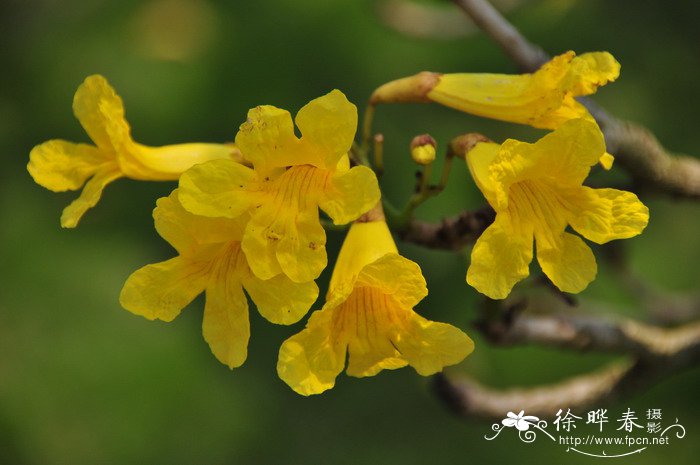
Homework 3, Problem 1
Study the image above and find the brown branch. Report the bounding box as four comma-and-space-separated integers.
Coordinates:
596, 114, 700, 199
434, 318, 700, 418
434, 363, 629, 419
450, 0, 548, 72
413, 0, 700, 421
452, 0, 700, 199
398, 206, 495, 250
477, 311, 700, 359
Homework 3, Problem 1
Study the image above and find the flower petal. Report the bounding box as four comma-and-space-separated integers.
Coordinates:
276, 208, 328, 282
465, 141, 501, 208
340, 286, 472, 378
326, 287, 405, 379
72, 75, 130, 152
235, 105, 308, 174
345, 337, 407, 378
202, 269, 250, 369
536, 232, 597, 294
60, 165, 123, 228
355, 254, 427, 309
240, 204, 285, 280
28, 140, 112, 192
526, 118, 606, 185
153, 190, 246, 256
328, 221, 399, 292
489, 119, 605, 208
428, 72, 563, 128
243, 273, 318, 325
564, 52, 620, 96
335, 153, 351, 173
564, 187, 649, 244
599, 152, 615, 170
467, 213, 533, 299
178, 158, 257, 219
319, 165, 380, 225
393, 312, 474, 376
277, 309, 345, 396
119, 257, 208, 322
531, 93, 594, 129
295, 89, 358, 169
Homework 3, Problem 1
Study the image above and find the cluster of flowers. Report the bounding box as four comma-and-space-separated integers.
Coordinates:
28, 51, 648, 395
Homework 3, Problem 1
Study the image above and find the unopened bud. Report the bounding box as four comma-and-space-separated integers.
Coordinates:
410, 134, 437, 165
448, 133, 491, 160
369, 72, 441, 105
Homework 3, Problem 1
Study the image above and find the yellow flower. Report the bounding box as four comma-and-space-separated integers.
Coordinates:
369, 51, 618, 169
28, 75, 237, 228
465, 119, 649, 299
277, 212, 474, 396
119, 190, 318, 369
178, 90, 380, 283
428, 51, 619, 130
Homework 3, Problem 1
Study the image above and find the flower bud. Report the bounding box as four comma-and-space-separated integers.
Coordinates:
410, 134, 437, 165
448, 133, 491, 160
369, 72, 441, 105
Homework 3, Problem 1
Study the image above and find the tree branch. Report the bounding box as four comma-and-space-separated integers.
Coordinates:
415, 0, 700, 422
450, 0, 548, 72
451, 0, 700, 199
476, 311, 700, 359
433, 363, 629, 419
595, 111, 700, 199
434, 317, 700, 418
398, 206, 494, 250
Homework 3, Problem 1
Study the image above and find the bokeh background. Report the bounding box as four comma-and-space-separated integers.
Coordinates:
1, 0, 699, 464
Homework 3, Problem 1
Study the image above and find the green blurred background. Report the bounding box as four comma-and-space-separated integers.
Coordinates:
1, 0, 699, 463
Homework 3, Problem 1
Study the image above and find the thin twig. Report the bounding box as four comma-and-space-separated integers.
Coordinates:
398, 206, 495, 249
451, 0, 700, 199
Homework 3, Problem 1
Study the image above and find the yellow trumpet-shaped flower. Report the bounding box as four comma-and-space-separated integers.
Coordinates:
277, 211, 474, 396
28, 75, 237, 228
370, 51, 619, 169
178, 90, 380, 283
371, 51, 618, 130
119, 190, 318, 369
428, 51, 619, 130
466, 119, 649, 299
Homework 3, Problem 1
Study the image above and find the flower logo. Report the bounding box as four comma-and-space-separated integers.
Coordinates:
502, 411, 540, 431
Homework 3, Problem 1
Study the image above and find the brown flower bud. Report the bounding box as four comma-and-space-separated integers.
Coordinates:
448, 133, 491, 159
